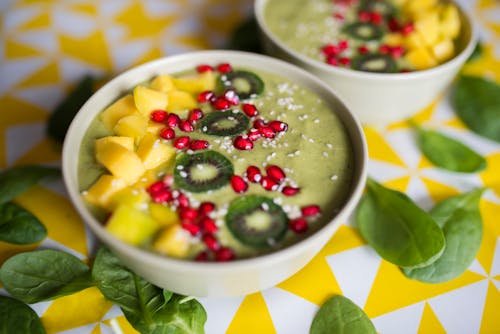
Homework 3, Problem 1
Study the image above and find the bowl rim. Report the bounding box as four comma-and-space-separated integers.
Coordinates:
254, 0, 478, 80
62, 50, 368, 273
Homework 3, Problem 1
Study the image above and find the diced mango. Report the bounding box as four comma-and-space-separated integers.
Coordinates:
152, 224, 190, 258
149, 203, 180, 227
406, 47, 438, 70
172, 71, 216, 94
95, 136, 134, 151
150, 74, 175, 92
404, 0, 437, 16
83, 174, 127, 208
384, 33, 404, 47
95, 141, 145, 185
404, 31, 426, 50
113, 114, 148, 139
166, 90, 198, 113
431, 38, 455, 62
146, 122, 164, 136
439, 4, 460, 39
100, 95, 139, 131
136, 133, 176, 170
109, 187, 150, 211
133, 86, 168, 117
106, 204, 159, 245
415, 11, 440, 46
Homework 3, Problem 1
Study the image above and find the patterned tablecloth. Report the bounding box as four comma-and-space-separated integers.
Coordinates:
1, 0, 500, 333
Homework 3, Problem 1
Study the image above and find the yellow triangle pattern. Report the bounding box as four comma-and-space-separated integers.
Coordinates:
90, 325, 101, 334
363, 127, 405, 166
479, 0, 498, 8
410, 99, 440, 125
18, 12, 51, 31
0, 242, 38, 266
70, 3, 98, 16
11, 137, 61, 166
5, 39, 44, 58
383, 176, 410, 193
130, 47, 163, 68
420, 176, 460, 204
417, 302, 447, 334
59, 30, 112, 71
461, 45, 500, 82
481, 152, 500, 198
226, 293, 276, 334
175, 35, 212, 50
17, 61, 60, 87
417, 155, 434, 169
444, 117, 468, 129
476, 200, 500, 273
480, 281, 500, 334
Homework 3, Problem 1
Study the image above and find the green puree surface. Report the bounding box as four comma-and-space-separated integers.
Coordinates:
78, 68, 354, 258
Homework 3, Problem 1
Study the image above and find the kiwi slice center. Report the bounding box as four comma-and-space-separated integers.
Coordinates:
189, 163, 219, 182
244, 211, 273, 231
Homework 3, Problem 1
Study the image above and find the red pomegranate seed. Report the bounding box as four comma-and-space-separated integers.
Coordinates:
246, 166, 262, 183
202, 234, 220, 251
253, 118, 267, 129
358, 45, 369, 54
198, 201, 216, 215
321, 44, 340, 56
242, 103, 259, 117
147, 181, 165, 195
266, 165, 286, 183
195, 251, 209, 261
379, 44, 391, 54
260, 176, 279, 191
174, 136, 190, 149
401, 22, 414, 35
198, 90, 216, 103
223, 89, 240, 106
358, 11, 371, 22
301, 205, 321, 217
196, 64, 213, 73
190, 139, 209, 151
231, 175, 248, 193
247, 129, 261, 141
327, 56, 339, 66
260, 126, 276, 139
215, 247, 235, 261
338, 40, 348, 51
217, 63, 232, 73
282, 186, 300, 196
179, 120, 194, 132
233, 136, 253, 150
151, 188, 172, 203
200, 217, 218, 234
212, 97, 231, 111
370, 12, 383, 24
339, 57, 351, 66
188, 108, 204, 122
289, 217, 308, 233
182, 221, 201, 236
388, 18, 400, 32
176, 192, 190, 208
269, 120, 288, 133
333, 12, 344, 20
150, 110, 168, 123
391, 46, 405, 59
180, 207, 198, 220
163, 174, 174, 186
166, 113, 181, 128
159, 127, 176, 140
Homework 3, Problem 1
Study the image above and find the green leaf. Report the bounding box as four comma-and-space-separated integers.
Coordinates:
226, 17, 262, 53
0, 250, 92, 303
466, 41, 483, 62
451, 75, 500, 143
310, 295, 376, 334
355, 178, 445, 268
0, 165, 60, 204
403, 189, 484, 283
414, 125, 486, 173
0, 202, 47, 244
0, 295, 46, 334
47, 75, 96, 143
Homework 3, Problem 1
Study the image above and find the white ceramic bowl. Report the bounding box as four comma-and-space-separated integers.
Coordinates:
62, 50, 367, 297
255, 0, 477, 126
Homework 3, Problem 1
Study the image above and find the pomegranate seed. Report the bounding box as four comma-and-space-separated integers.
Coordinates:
195, 251, 209, 261
196, 64, 213, 73
163, 174, 174, 186
147, 181, 165, 195
401, 22, 414, 35
190, 139, 209, 151
358, 45, 369, 54
289, 217, 308, 233
233, 136, 253, 150
400, 68, 411, 73
176, 192, 190, 208
198, 201, 216, 215
179, 120, 194, 132
269, 120, 288, 133
150, 110, 168, 123
282, 186, 300, 196
217, 63, 232, 73
333, 12, 344, 20
174, 136, 190, 149
260, 176, 279, 191
339, 57, 351, 66
200, 217, 218, 234
159, 127, 176, 140
321, 44, 340, 56
247, 129, 261, 141
223, 89, 240, 106
152, 188, 172, 203
231, 175, 248, 193
188, 108, 204, 122
253, 118, 267, 129
391, 45, 405, 59
338, 40, 348, 51
379, 44, 391, 54
198, 90, 216, 103
202, 234, 220, 251
212, 97, 231, 111
260, 126, 276, 139
388, 18, 400, 32
180, 207, 198, 220
242, 103, 259, 117
370, 12, 383, 24
301, 205, 321, 217
182, 221, 201, 236
246, 166, 262, 183
358, 11, 371, 22
166, 113, 181, 128
266, 165, 286, 183
327, 56, 339, 66
215, 247, 235, 261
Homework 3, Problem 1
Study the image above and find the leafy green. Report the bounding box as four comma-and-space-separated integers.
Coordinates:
310, 295, 376, 334
0, 202, 47, 244
0, 295, 46, 334
0, 250, 92, 303
451, 75, 500, 143
466, 41, 483, 62
413, 125, 486, 173
226, 17, 262, 53
0, 165, 60, 204
356, 178, 445, 268
403, 189, 484, 283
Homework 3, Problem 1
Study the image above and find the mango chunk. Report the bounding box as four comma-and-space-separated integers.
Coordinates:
95, 136, 134, 151
100, 95, 139, 131
172, 71, 216, 94
133, 86, 168, 117
83, 174, 127, 208
152, 224, 190, 258
384, 33, 404, 47
136, 133, 176, 170
432, 38, 455, 62
106, 204, 159, 246
439, 4, 460, 39
166, 90, 198, 113
150, 74, 175, 93
109, 187, 150, 211
406, 47, 438, 70
404, 0, 437, 16
149, 203, 180, 227
415, 11, 440, 46
95, 141, 145, 185
404, 31, 426, 50
146, 122, 164, 136
113, 114, 148, 139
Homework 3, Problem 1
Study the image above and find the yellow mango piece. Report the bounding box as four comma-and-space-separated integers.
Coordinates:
95, 141, 145, 185
100, 95, 139, 131
415, 11, 440, 46
152, 224, 190, 258
172, 71, 216, 94
83, 174, 127, 208
149, 203, 180, 227
146, 122, 164, 136
406, 47, 438, 70
106, 204, 159, 246
136, 133, 176, 170
167, 90, 198, 113
133, 86, 168, 117
150, 74, 176, 92
404, 0, 437, 16
384, 33, 404, 46
432, 38, 455, 62
404, 31, 426, 50
95, 136, 134, 151
439, 4, 460, 39
113, 114, 148, 139
108, 187, 150, 211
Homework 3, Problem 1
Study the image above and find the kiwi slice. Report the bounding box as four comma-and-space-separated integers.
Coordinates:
219, 70, 265, 99
343, 22, 384, 41
174, 150, 234, 193
200, 111, 250, 136
352, 53, 397, 73
225, 195, 289, 249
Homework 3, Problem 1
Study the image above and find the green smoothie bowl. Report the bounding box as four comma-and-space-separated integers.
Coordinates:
62, 50, 367, 297
255, 0, 477, 126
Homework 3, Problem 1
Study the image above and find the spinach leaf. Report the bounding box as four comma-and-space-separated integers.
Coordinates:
310, 295, 376, 334
0, 250, 92, 303
467, 41, 483, 62
0, 295, 46, 334
356, 178, 445, 268
0, 202, 47, 244
413, 125, 486, 173
403, 189, 484, 283
0, 165, 60, 204
451, 75, 500, 143
226, 17, 262, 53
